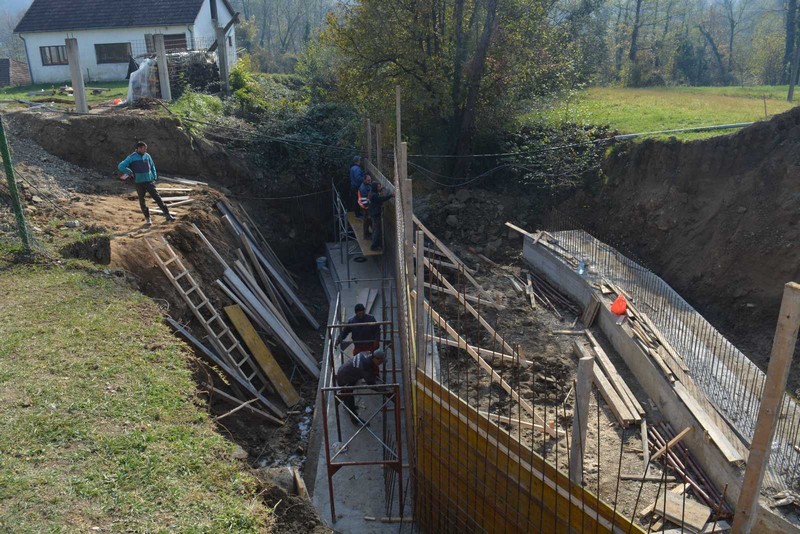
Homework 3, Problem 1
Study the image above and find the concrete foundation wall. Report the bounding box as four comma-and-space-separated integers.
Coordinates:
522, 237, 799, 534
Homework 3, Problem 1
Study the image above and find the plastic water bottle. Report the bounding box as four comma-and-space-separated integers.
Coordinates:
578, 259, 585, 276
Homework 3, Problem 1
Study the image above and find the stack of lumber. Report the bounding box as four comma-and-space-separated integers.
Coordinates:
620, 300, 689, 383
575, 332, 644, 427
147, 235, 295, 424
150, 186, 196, 213
201, 206, 320, 380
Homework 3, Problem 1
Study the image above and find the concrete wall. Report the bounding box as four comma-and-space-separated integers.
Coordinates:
18, 0, 236, 84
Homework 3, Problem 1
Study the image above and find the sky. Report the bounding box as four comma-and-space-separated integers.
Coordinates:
2, 0, 33, 16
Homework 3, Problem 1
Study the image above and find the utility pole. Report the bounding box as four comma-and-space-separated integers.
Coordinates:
0, 116, 31, 252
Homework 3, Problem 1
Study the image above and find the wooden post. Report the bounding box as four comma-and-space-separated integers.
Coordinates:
732, 282, 800, 533
400, 143, 413, 277
375, 124, 382, 174
415, 230, 425, 367
152, 34, 172, 102
569, 351, 594, 484
395, 85, 402, 145
215, 25, 230, 95
366, 118, 372, 164
64, 38, 87, 113
0, 117, 30, 252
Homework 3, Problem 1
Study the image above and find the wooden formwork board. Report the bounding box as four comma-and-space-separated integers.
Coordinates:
415, 371, 645, 533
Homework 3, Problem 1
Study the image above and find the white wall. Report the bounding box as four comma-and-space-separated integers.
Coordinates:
195, 0, 237, 67
19, 0, 237, 85
20, 26, 191, 83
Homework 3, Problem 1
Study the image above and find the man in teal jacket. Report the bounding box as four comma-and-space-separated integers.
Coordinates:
118, 141, 175, 225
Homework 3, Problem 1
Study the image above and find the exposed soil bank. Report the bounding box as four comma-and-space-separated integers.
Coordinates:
564, 107, 800, 389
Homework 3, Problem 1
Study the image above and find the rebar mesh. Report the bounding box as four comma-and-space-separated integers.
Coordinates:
544, 210, 800, 491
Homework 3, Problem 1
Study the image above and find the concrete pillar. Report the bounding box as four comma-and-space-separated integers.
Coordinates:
215, 26, 230, 95
152, 34, 172, 102
64, 38, 87, 113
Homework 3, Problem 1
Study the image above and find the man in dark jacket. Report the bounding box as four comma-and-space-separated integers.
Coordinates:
358, 174, 374, 238
336, 303, 380, 355
336, 348, 386, 424
367, 182, 395, 251
349, 155, 365, 216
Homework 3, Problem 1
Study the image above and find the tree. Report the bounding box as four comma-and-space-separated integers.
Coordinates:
321, 0, 582, 168
0, 10, 25, 62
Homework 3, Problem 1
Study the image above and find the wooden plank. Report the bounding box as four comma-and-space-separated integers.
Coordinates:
346, 211, 383, 256
224, 269, 320, 378
167, 317, 283, 424
640, 483, 688, 518
413, 215, 491, 298
553, 330, 585, 335
619, 474, 679, 482
225, 305, 301, 408
504, 221, 538, 240
652, 492, 711, 533
673, 382, 743, 465
641, 420, 650, 472
478, 411, 547, 431
160, 175, 207, 186
424, 257, 523, 364
733, 282, 800, 532
423, 281, 501, 308
425, 334, 525, 366
366, 288, 379, 313
293, 467, 310, 500
569, 353, 594, 484
585, 331, 646, 417
651, 426, 692, 462
240, 234, 293, 325
202, 382, 284, 425
419, 294, 556, 437
576, 341, 637, 425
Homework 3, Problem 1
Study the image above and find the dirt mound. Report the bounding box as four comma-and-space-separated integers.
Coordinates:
562, 107, 800, 384
12, 110, 256, 188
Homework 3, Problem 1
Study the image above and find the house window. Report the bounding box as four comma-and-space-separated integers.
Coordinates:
95, 43, 131, 64
164, 34, 188, 51
40, 46, 68, 66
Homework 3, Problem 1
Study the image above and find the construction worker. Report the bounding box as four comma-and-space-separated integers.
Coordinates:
335, 348, 386, 425
367, 182, 395, 251
358, 174, 374, 238
349, 155, 365, 217
335, 303, 380, 355
118, 141, 175, 226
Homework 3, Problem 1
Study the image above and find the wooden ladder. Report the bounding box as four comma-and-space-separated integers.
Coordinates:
145, 236, 284, 418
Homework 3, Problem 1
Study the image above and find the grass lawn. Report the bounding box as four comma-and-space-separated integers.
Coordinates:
0, 81, 129, 109
529, 85, 800, 141
0, 249, 271, 532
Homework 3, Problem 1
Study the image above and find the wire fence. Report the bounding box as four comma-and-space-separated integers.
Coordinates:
545, 209, 800, 492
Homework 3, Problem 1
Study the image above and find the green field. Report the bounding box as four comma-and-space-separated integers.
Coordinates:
0, 248, 271, 532
531, 86, 800, 140
0, 81, 129, 109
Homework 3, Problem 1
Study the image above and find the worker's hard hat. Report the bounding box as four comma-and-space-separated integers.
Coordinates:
373, 348, 385, 360
353, 155, 362, 163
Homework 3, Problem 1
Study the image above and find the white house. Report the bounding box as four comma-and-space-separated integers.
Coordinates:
14, 0, 238, 84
